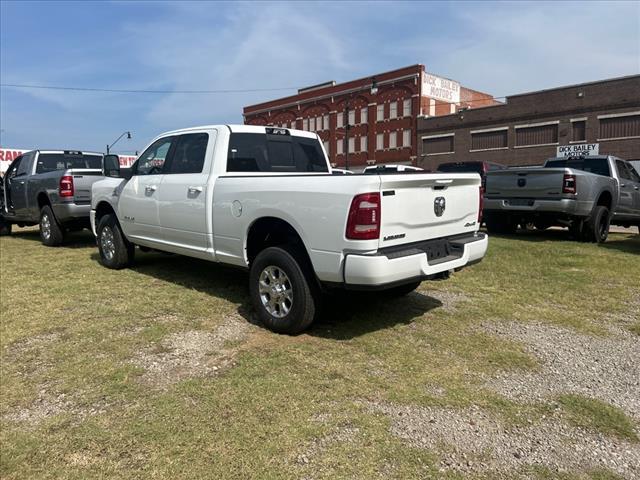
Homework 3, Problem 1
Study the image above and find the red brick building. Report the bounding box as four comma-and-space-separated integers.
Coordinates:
243, 65, 497, 171
417, 75, 640, 170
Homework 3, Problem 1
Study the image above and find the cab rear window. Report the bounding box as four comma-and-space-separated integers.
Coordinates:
36, 154, 102, 173
545, 158, 610, 177
227, 133, 328, 173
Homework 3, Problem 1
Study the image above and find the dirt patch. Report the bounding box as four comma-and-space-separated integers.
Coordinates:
482, 322, 640, 421
3, 332, 60, 356
368, 402, 640, 478
296, 423, 360, 467
3, 385, 109, 427
424, 290, 469, 312
131, 312, 253, 388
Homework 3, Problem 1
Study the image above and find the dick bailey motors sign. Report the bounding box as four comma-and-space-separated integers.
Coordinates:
557, 143, 599, 157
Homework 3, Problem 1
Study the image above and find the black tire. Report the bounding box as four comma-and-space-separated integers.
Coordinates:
0, 216, 12, 236
96, 214, 134, 269
485, 214, 517, 234
39, 205, 65, 246
382, 281, 421, 298
249, 246, 318, 334
583, 206, 610, 244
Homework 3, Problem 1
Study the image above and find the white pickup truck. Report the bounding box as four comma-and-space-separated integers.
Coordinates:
91, 125, 487, 333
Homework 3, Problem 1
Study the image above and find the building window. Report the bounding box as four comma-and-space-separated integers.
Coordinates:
323, 114, 329, 131
403, 129, 411, 147
515, 123, 558, 147
348, 137, 355, 153
291, 121, 296, 129
403, 99, 411, 117
348, 109, 355, 126
337, 139, 343, 155
389, 131, 397, 149
599, 114, 640, 140
302, 118, 309, 130
471, 129, 508, 150
377, 104, 384, 122
361, 136, 367, 152
309, 117, 316, 132
390, 101, 397, 119
315, 116, 322, 131
376, 133, 384, 150
323, 140, 330, 156
572, 121, 586, 142
360, 107, 367, 124
423, 134, 454, 155
337, 112, 344, 128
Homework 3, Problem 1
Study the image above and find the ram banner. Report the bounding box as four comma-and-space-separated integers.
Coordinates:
0, 148, 137, 174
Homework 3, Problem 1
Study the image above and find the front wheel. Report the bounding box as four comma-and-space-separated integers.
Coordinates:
40, 205, 65, 246
249, 246, 318, 334
96, 214, 134, 269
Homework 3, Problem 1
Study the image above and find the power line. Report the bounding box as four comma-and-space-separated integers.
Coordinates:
0, 83, 298, 94
0, 82, 509, 105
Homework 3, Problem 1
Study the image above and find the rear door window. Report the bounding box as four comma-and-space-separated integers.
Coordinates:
227, 133, 328, 173
165, 133, 208, 174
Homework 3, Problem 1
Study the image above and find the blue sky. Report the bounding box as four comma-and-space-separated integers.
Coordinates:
1, 0, 639, 153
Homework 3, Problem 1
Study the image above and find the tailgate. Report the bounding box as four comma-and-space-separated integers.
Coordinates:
485, 168, 567, 198
378, 173, 480, 248
67, 169, 104, 204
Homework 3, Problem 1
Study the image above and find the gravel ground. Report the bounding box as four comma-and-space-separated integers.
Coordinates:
482, 322, 640, 421
368, 402, 640, 479
132, 312, 253, 389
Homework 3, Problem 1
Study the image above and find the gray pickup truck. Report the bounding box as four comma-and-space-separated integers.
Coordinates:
483, 155, 640, 243
0, 150, 105, 245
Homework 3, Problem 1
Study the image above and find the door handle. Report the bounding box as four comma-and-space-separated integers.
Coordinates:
188, 186, 203, 194
18, 181, 25, 185
620, 183, 626, 187
145, 185, 157, 194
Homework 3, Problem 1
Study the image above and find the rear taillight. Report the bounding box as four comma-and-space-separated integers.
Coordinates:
478, 186, 484, 223
562, 174, 576, 194
59, 175, 74, 197
346, 192, 381, 240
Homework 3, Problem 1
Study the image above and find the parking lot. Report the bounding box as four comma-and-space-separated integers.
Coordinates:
1, 227, 639, 479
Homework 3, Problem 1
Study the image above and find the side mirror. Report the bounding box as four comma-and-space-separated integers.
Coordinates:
103, 154, 121, 178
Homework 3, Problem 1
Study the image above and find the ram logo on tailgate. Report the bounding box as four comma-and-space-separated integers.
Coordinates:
434, 196, 446, 217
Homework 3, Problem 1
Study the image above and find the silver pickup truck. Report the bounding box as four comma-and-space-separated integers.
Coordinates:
484, 155, 640, 243
0, 150, 105, 245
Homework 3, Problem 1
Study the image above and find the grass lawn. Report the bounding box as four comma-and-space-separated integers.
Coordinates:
1, 227, 638, 479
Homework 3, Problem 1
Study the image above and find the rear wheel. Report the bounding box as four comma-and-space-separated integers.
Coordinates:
249, 246, 318, 334
39, 205, 65, 246
0, 216, 11, 236
96, 214, 134, 269
583, 206, 610, 243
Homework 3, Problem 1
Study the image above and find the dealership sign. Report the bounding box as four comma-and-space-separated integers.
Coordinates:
556, 143, 599, 157
422, 73, 461, 103
1, 147, 136, 174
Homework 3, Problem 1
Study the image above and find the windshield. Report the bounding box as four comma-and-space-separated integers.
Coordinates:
545, 158, 610, 177
36, 153, 103, 174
